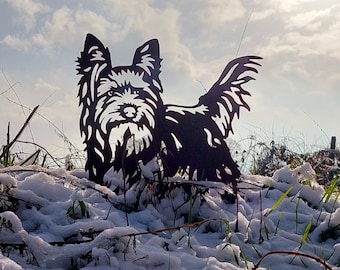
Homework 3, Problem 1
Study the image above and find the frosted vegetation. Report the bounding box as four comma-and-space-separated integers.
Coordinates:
0, 155, 339, 269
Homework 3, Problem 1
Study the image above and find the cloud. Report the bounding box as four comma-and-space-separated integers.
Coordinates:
34, 78, 60, 93
265, 0, 315, 13
2, 35, 30, 51
281, 60, 309, 78
195, 0, 245, 26
102, 1, 181, 47
4, 0, 50, 31
35, 7, 111, 47
101, 1, 206, 84
286, 8, 331, 31
254, 1, 340, 84
2, 6, 111, 53
251, 8, 276, 21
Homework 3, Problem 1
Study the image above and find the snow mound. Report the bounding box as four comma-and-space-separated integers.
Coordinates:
0, 163, 339, 269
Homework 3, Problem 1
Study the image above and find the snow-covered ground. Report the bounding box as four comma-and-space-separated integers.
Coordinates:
0, 163, 339, 269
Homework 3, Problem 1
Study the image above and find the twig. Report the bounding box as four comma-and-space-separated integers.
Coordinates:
2, 70, 35, 143
121, 217, 227, 238
252, 250, 333, 270
1, 97, 85, 167
16, 140, 61, 167
0, 105, 39, 161
259, 189, 264, 244
303, 111, 329, 142
0, 82, 20, 96
4, 122, 10, 166
235, 9, 253, 58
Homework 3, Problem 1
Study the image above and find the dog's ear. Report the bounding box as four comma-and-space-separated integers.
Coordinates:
76, 33, 112, 77
133, 39, 163, 91
76, 34, 113, 148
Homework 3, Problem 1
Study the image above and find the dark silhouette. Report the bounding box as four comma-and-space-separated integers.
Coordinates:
76, 33, 261, 197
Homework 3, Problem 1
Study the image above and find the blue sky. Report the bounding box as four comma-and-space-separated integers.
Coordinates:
0, 0, 339, 164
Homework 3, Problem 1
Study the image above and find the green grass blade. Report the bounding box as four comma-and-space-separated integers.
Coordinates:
295, 199, 300, 234
324, 175, 339, 203
274, 211, 282, 235
265, 186, 293, 217
300, 220, 312, 249
264, 224, 270, 240
79, 200, 88, 217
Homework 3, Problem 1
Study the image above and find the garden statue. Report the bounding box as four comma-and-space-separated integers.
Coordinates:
76, 33, 261, 198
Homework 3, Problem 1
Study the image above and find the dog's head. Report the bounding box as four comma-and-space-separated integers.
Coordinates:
77, 34, 164, 160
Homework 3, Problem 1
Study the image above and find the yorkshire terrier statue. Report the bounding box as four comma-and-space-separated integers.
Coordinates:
76, 33, 261, 197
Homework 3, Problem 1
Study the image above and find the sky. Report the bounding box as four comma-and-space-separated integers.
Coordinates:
0, 0, 339, 167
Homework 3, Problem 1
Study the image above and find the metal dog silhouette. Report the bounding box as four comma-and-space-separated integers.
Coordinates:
76, 33, 261, 196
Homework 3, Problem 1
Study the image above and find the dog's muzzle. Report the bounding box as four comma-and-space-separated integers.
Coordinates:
121, 104, 138, 120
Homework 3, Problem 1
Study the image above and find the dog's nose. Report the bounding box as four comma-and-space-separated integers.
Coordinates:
123, 106, 137, 118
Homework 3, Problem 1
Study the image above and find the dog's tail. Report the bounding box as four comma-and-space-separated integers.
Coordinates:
198, 56, 262, 138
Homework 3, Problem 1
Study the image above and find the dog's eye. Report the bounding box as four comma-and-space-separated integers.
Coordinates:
107, 87, 115, 97
129, 87, 142, 95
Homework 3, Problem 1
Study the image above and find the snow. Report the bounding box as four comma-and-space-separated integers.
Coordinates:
0, 163, 339, 269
